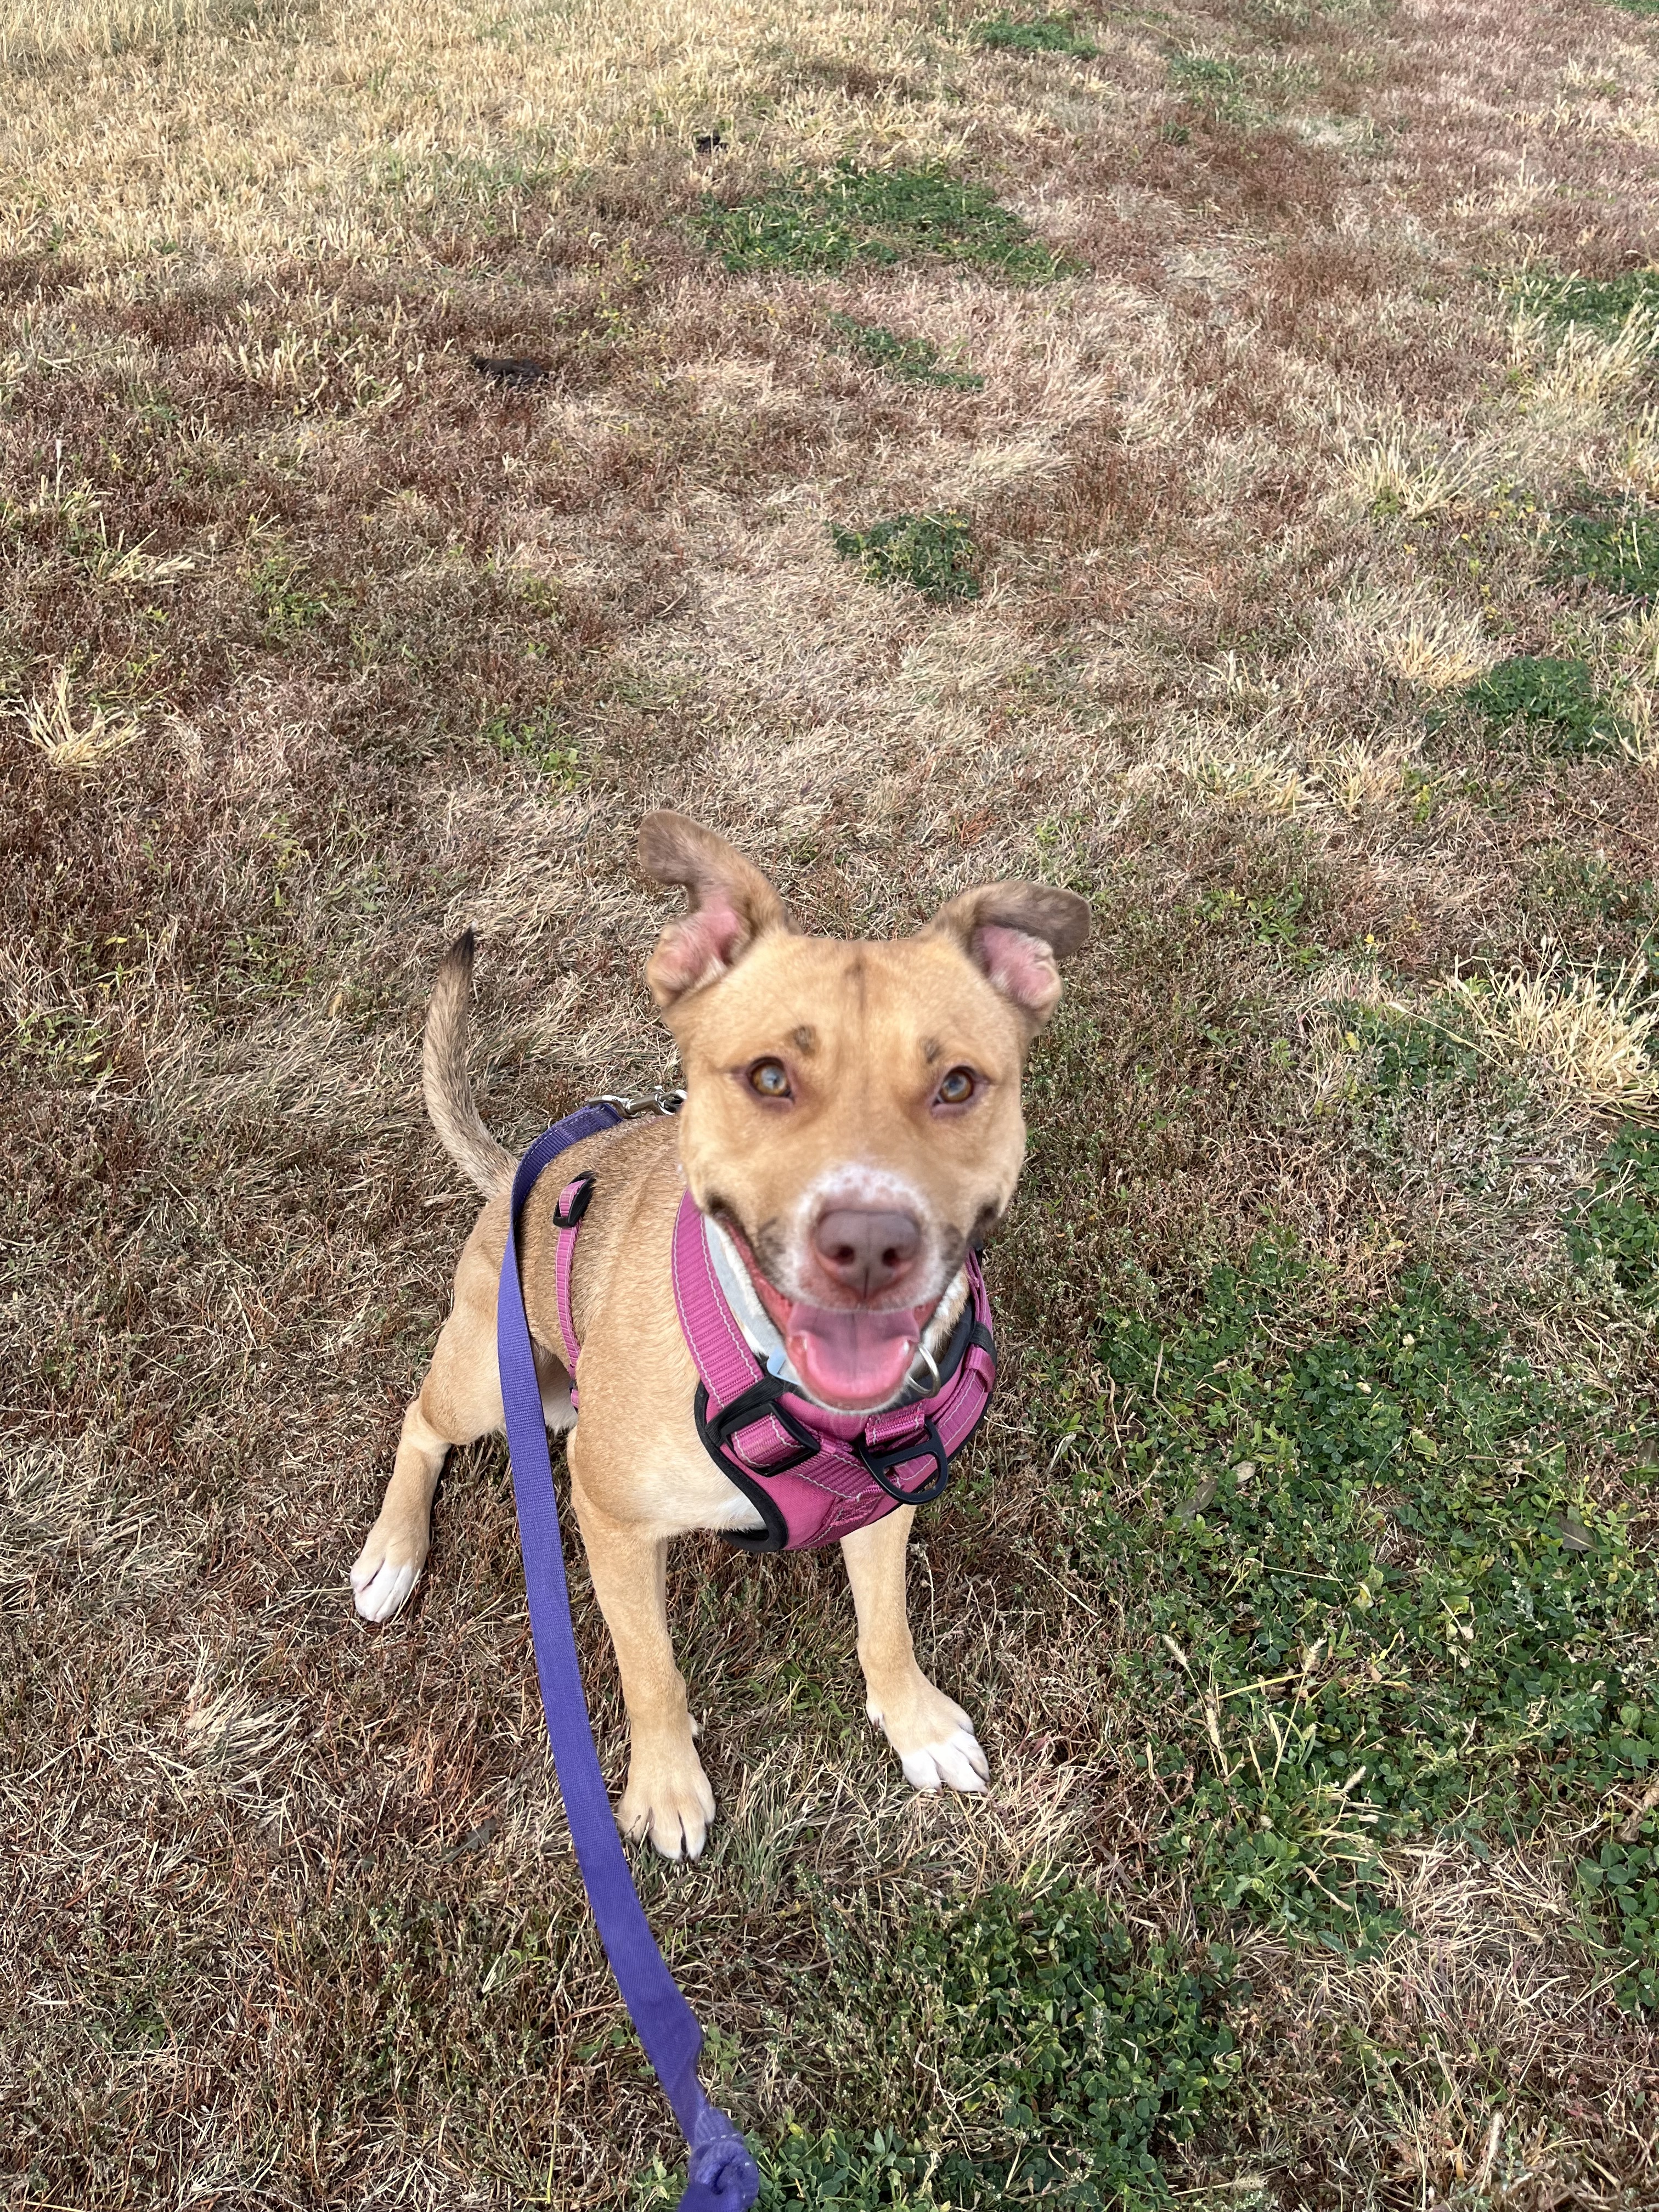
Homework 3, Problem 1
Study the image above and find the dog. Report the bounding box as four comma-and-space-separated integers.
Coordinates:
351, 814, 1088, 1858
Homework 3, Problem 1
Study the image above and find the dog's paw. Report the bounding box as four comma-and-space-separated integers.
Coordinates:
618, 1740, 716, 1862
867, 1683, 990, 1797
350, 1522, 427, 1623
897, 1724, 989, 1795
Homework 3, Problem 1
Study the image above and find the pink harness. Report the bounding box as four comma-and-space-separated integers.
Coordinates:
548, 1171, 996, 1553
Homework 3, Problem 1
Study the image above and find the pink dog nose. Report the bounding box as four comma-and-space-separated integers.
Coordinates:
812, 1207, 921, 1299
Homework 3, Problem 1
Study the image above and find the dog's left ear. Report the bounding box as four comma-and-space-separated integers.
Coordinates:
638, 811, 790, 1008
922, 881, 1091, 1024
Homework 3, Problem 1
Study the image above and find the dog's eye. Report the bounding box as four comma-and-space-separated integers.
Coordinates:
747, 1058, 792, 1099
936, 1067, 977, 1106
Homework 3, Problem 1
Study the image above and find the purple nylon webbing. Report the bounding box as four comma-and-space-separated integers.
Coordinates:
497, 1105, 759, 2212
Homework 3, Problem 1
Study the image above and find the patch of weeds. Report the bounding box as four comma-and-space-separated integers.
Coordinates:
1197, 883, 1320, 969
222, 926, 312, 1002
133, 390, 180, 433
698, 160, 1068, 280
1167, 50, 1252, 121
1045, 1245, 1659, 1961
251, 554, 340, 636
1566, 1123, 1659, 1308
1455, 654, 1626, 758
1329, 998, 1488, 1101
666, 1884, 1234, 2206
1528, 849, 1657, 929
1579, 1802, 1659, 2010
830, 512, 980, 602
1169, 51, 1246, 94
1512, 268, 1659, 336
478, 709, 583, 783
1553, 506, 1659, 601
973, 12, 1098, 57
827, 313, 984, 390
10, 1000, 119, 1082
1614, 0, 1659, 19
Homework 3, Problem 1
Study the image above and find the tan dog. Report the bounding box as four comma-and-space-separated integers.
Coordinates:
351, 816, 1088, 1858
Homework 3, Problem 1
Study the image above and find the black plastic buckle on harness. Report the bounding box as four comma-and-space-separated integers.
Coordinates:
550, 1171, 597, 1229
694, 1376, 821, 1475
853, 1415, 952, 1507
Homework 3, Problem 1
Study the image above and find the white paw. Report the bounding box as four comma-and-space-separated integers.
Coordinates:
896, 1724, 989, 1796
619, 1747, 716, 1861
350, 1532, 424, 1623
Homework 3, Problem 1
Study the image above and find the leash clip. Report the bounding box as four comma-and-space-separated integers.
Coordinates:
597, 1087, 686, 1118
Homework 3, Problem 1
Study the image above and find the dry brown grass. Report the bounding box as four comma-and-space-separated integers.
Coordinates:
0, 0, 220, 60
4, 0, 1659, 2204
1445, 958, 1659, 1118
15, 665, 143, 773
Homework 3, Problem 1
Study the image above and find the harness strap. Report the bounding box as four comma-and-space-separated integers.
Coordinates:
551, 1171, 593, 1395
670, 1199, 799, 1462
497, 1107, 758, 2211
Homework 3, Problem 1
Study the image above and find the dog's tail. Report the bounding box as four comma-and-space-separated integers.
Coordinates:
423, 930, 516, 1198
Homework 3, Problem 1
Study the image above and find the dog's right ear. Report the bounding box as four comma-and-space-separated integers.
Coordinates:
637, 812, 789, 1009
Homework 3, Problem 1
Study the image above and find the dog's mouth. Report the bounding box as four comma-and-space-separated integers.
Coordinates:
720, 1223, 938, 1412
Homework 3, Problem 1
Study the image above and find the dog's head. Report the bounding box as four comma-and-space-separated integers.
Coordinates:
638, 812, 1089, 1414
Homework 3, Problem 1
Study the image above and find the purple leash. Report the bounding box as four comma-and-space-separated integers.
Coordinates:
496, 1104, 760, 2212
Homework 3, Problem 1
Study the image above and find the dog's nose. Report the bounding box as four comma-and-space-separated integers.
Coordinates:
812, 1207, 922, 1299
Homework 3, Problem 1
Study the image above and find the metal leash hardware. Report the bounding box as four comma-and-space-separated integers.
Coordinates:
596, 1086, 685, 1118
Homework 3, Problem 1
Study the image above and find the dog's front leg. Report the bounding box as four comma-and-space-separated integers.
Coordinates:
842, 1509, 989, 1796
352, 1254, 512, 1623
568, 1475, 714, 1861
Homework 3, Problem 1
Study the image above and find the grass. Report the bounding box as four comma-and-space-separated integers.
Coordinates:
1514, 269, 1659, 337
6, 0, 1659, 2205
1554, 505, 1659, 599
829, 512, 981, 600
1457, 653, 1625, 755
1051, 1244, 1656, 1942
698, 160, 1069, 278
972, 13, 1099, 58
1440, 961, 1659, 1114
0, 0, 221, 57
656, 1883, 1239, 2206
1336, 961, 1659, 1118
827, 314, 985, 390
15, 666, 142, 774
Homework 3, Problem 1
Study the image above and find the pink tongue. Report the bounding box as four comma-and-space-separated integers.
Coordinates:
784, 1302, 922, 1409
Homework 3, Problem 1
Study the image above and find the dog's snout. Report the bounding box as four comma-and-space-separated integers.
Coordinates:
812, 1207, 922, 1299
